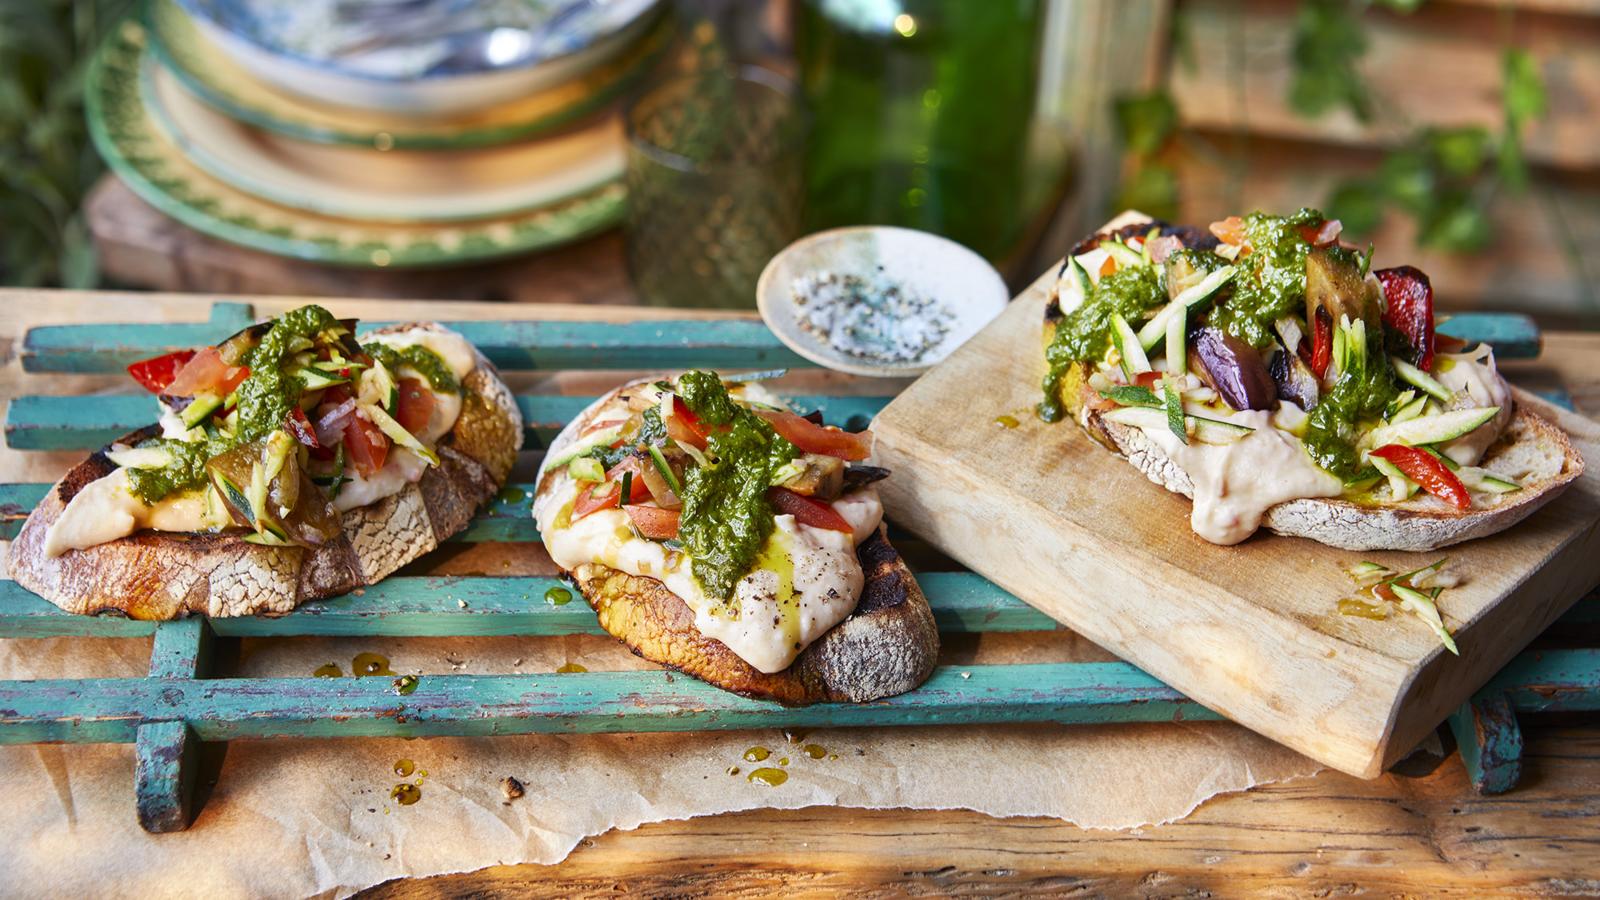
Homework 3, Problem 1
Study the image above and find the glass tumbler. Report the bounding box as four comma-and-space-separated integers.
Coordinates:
624, 66, 805, 309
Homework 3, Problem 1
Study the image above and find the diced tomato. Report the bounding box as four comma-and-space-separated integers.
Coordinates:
127, 349, 196, 394
755, 409, 873, 461
1376, 266, 1436, 371
624, 504, 681, 540
573, 481, 622, 519
1370, 444, 1470, 510
394, 378, 434, 435
1299, 218, 1343, 247
1098, 255, 1117, 278
1209, 216, 1247, 248
1133, 371, 1163, 389
165, 347, 249, 397
1307, 307, 1333, 379
285, 408, 320, 449
768, 487, 854, 533
343, 412, 390, 478
605, 456, 652, 503
666, 396, 710, 448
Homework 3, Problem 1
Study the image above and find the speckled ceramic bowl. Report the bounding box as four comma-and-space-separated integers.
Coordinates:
756, 226, 1009, 378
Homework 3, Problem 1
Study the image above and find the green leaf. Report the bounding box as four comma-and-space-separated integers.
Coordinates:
1288, 0, 1371, 121
1370, 0, 1424, 10
1377, 149, 1435, 215
1497, 131, 1530, 192
1418, 192, 1491, 252
1427, 126, 1491, 179
1325, 179, 1385, 235
1114, 164, 1180, 221
1114, 92, 1179, 156
1502, 48, 1548, 129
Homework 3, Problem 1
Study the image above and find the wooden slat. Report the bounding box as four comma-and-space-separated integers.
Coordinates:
0, 662, 1219, 745
22, 317, 810, 374
2, 393, 890, 451
0, 573, 1059, 638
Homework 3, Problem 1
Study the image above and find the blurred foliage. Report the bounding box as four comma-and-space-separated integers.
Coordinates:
1118, 0, 1549, 256
1112, 92, 1180, 220
0, 1, 130, 288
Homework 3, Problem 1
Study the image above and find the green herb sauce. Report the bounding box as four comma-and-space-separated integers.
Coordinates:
1039, 264, 1166, 422
675, 371, 798, 603
1303, 330, 1400, 478
125, 305, 342, 504
363, 343, 459, 393
1209, 208, 1322, 348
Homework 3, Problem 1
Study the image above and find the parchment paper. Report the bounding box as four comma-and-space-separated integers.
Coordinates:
0, 624, 1323, 898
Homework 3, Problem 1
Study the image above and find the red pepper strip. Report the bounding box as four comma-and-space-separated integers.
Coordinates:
767, 486, 854, 533
1376, 266, 1435, 372
1307, 307, 1333, 379
1370, 444, 1470, 510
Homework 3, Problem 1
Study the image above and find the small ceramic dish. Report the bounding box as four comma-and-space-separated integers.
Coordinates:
757, 226, 1009, 378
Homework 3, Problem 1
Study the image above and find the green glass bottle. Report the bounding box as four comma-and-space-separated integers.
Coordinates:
795, 0, 1046, 262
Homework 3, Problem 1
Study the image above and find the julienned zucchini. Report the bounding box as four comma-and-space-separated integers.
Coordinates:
107, 446, 174, 469
1366, 406, 1499, 449
180, 393, 224, 428
1392, 356, 1454, 403
547, 423, 624, 469
363, 402, 440, 466
291, 366, 349, 391
1102, 405, 1254, 444
1137, 265, 1236, 350
1100, 238, 1145, 270
1109, 313, 1151, 380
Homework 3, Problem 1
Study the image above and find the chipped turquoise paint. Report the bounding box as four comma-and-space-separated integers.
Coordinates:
3, 394, 891, 450
24, 318, 811, 374
0, 573, 1057, 638
1448, 691, 1523, 795
21, 308, 1541, 375
0, 662, 1221, 744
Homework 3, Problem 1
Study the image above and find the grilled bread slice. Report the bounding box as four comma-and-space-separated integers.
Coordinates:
1044, 218, 1585, 551
8, 322, 522, 618
536, 380, 939, 704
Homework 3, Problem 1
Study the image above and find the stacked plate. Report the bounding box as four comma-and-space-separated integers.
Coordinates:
88, 0, 670, 267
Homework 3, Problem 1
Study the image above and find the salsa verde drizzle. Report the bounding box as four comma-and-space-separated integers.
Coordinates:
675, 371, 799, 605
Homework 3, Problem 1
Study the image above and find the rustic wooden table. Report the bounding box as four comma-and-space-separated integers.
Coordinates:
3, 289, 1596, 896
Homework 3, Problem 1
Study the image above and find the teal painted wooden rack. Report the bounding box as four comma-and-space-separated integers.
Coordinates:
1, 302, 1593, 833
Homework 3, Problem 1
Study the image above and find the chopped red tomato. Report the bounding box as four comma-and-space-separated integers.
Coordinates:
605, 456, 652, 503
624, 504, 681, 540
285, 408, 320, 449
666, 396, 710, 448
1371, 444, 1470, 510
127, 349, 196, 394
1376, 266, 1436, 371
1299, 218, 1343, 247
343, 412, 390, 478
755, 410, 872, 461
165, 347, 249, 397
1209, 216, 1247, 248
573, 481, 622, 519
1098, 255, 1117, 278
393, 378, 434, 435
1133, 371, 1163, 389
767, 487, 853, 533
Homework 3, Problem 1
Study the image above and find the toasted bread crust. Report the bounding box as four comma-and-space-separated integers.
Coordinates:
574, 525, 939, 704
7, 322, 523, 618
539, 378, 940, 704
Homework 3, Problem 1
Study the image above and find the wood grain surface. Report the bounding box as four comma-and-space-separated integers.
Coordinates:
4, 291, 1598, 895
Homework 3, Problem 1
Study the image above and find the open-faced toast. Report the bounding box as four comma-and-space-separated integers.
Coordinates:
534, 374, 939, 704
1041, 213, 1584, 552
9, 317, 522, 618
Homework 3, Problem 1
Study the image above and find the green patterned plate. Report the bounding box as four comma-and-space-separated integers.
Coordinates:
87, 21, 625, 268
142, 0, 673, 150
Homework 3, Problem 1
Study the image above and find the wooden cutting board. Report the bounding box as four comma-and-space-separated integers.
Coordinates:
871, 250, 1600, 778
